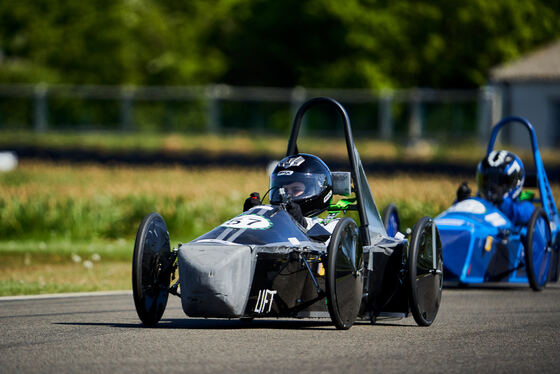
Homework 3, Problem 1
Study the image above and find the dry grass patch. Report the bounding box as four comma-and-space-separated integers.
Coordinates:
0, 259, 131, 296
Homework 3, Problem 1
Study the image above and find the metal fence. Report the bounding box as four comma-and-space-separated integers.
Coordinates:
0, 83, 499, 142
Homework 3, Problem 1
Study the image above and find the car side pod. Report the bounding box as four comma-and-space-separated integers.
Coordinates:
177, 244, 254, 317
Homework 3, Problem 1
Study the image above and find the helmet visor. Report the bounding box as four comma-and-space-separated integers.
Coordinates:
270, 172, 327, 203
477, 168, 517, 201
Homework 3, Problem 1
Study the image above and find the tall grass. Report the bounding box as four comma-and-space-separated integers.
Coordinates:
1, 161, 558, 244
0, 162, 261, 243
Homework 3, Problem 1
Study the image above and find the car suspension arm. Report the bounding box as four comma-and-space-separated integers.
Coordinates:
300, 254, 325, 298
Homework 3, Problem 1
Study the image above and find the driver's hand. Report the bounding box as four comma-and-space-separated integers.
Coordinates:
456, 182, 471, 202
489, 185, 504, 204
286, 201, 307, 229
243, 192, 261, 212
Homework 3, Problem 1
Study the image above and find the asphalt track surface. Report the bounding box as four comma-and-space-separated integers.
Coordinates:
1, 284, 559, 374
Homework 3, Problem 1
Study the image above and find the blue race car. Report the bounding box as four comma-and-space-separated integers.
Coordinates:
434, 117, 560, 291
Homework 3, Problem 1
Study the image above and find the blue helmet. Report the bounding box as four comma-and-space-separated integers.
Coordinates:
476, 150, 525, 204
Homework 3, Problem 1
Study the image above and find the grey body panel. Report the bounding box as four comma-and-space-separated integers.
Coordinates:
178, 243, 255, 318
178, 240, 327, 318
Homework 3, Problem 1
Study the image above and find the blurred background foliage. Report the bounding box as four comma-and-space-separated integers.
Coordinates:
1, 0, 559, 89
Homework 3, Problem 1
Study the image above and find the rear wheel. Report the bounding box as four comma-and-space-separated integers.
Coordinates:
524, 208, 552, 292
408, 217, 443, 326
382, 204, 400, 237
325, 217, 364, 330
132, 212, 174, 326
550, 236, 560, 282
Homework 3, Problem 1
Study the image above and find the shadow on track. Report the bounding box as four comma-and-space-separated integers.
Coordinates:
54, 318, 337, 330
443, 282, 548, 291
55, 316, 420, 330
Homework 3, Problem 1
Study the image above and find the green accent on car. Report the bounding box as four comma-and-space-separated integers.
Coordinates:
329, 197, 356, 212
519, 190, 535, 201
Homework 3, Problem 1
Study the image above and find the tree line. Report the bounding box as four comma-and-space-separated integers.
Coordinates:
1, 0, 559, 89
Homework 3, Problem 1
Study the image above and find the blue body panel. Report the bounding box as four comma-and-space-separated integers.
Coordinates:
435, 197, 528, 284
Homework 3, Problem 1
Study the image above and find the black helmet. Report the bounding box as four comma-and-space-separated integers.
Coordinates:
476, 150, 525, 204
270, 153, 333, 216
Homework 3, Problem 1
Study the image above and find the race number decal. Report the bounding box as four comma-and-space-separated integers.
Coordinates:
484, 212, 507, 227
221, 214, 272, 230
435, 218, 467, 227
448, 199, 486, 214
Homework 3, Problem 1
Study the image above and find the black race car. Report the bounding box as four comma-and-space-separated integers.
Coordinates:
132, 97, 443, 330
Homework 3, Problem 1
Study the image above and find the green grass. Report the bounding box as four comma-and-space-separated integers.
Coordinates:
0, 130, 399, 160
1, 161, 559, 296
0, 261, 132, 296
0, 194, 239, 242
0, 280, 85, 296
0, 239, 134, 296
0, 239, 133, 261
2, 129, 560, 166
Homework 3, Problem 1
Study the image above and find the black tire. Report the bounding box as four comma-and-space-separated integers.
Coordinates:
382, 203, 400, 237
132, 212, 173, 326
524, 208, 552, 292
408, 216, 443, 326
325, 217, 364, 330
550, 236, 560, 282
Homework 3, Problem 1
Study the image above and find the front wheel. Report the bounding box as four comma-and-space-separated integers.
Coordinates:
524, 208, 552, 292
132, 212, 174, 326
325, 217, 364, 330
408, 217, 443, 326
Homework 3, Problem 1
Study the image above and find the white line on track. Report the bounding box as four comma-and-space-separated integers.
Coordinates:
0, 290, 131, 301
